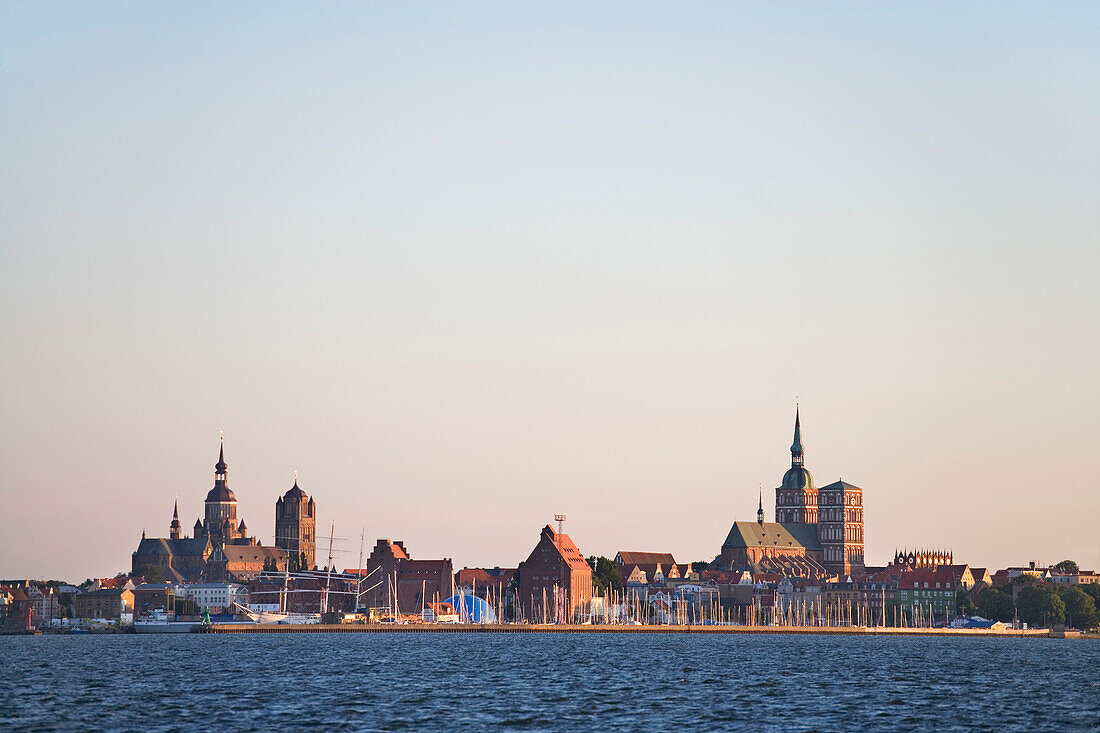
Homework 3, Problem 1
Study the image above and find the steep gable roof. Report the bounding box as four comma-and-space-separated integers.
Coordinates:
722, 521, 822, 552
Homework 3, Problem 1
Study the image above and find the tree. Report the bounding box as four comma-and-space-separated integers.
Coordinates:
300, 552, 309, 571
1016, 585, 1065, 628
977, 588, 1014, 622
691, 561, 711, 574
134, 564, 166, 584
1053, 560, 1078, 574
955, 589, 976, 616
587, 556, 623, 594
1060, 588, 1099, 630
1080, 583, 1100, 607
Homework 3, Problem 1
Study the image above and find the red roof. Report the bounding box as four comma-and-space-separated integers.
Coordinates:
617, 551, 677, 567
897, 568, 956, 590
456, 568, 516, 587
542, 525, 590, 572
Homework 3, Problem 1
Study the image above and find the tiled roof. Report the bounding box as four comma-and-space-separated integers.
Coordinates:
722, 521, 823, 552
616, 551, 677, 567
542, 525, 590, 572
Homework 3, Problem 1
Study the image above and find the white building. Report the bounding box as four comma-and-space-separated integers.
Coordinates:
181, 583, 246, 612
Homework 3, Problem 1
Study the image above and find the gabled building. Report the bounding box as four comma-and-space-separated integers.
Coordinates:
614, 551, 684, 584
353, 540, 454, 614
518, 523, 592, 623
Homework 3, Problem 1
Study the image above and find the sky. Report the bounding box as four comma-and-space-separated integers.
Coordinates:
1, 3, 1098, 581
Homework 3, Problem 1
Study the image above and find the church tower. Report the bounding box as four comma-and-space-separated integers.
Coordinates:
275, 478, 316, 571
774, 408, 817, 524
169, 499, 182, 540
203, 440, 243, 546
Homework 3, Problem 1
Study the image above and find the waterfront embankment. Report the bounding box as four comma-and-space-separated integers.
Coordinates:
197, 622, 1065, 637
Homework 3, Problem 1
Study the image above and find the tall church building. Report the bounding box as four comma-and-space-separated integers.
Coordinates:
716, 409, 866, 578
275, 479, 316, 570
195, 441, 256, 548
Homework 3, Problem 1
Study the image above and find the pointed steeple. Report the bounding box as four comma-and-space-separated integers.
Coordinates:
215, 438, 228, 476
170, 499, 182, 540
757, 486, 765, 526
790, 406, 804, 467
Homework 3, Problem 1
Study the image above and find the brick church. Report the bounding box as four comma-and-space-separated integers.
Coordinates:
713, 409, 866, 578
132, 441, 316, 582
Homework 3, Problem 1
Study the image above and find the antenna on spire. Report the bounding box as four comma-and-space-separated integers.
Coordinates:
554, 514, 566, 535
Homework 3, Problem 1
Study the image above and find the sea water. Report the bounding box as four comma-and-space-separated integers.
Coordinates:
1, 633, 1097, 731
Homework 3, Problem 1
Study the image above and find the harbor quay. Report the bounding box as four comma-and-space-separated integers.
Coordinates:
196, 622, 1060, 638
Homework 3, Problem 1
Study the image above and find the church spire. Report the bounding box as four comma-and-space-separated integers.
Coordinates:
215, 438, 228, 478
790, 406, 804, 467
757, 485, 765, 525
170, 498, 181, 539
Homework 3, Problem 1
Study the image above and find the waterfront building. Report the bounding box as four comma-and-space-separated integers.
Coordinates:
518, 523, 592, 623
74, 588, 135, 624
894, 568, 957, 623
180, 583, 246, 613
0, 586, 33, 632
352, 540, 454, 614
275, 479, 316, 571
713, 409, 866, 578
132, 583, 178, 617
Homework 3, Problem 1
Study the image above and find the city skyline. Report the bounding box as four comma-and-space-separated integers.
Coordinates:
2, 4, 1098, 580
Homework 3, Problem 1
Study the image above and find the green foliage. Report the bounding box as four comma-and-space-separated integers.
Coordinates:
1053, 560, 1078, 574
587, 556, 623, 594
977, 588, 1014, 622
1016, 585, 1065, 628
691, 561, 711, 574
1080, 583, 1100, 607
1059, 587, 1099, 629
955, 589, 976, 616
134, 564, 166, 583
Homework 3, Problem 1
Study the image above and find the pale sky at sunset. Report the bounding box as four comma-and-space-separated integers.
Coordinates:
2, 3, 1098, 581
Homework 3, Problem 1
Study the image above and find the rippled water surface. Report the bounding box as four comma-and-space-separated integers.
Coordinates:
1, 633, 1097, 731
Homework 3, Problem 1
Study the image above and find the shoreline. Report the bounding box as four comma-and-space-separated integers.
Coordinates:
194, 623, 1075, 637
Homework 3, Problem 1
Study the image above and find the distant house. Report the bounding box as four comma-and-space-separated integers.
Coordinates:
945, 564, 976, 590
454, 567, 516, 612
518, 524, 592, 623
968, 568, 993, 590
75, 588, 135, 624
615, 552, 685, 586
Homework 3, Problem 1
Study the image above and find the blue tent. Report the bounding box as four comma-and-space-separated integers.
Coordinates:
444, 594, 498, 624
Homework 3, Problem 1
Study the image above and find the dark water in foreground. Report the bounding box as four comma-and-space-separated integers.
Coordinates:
1, 634, 1097, 732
